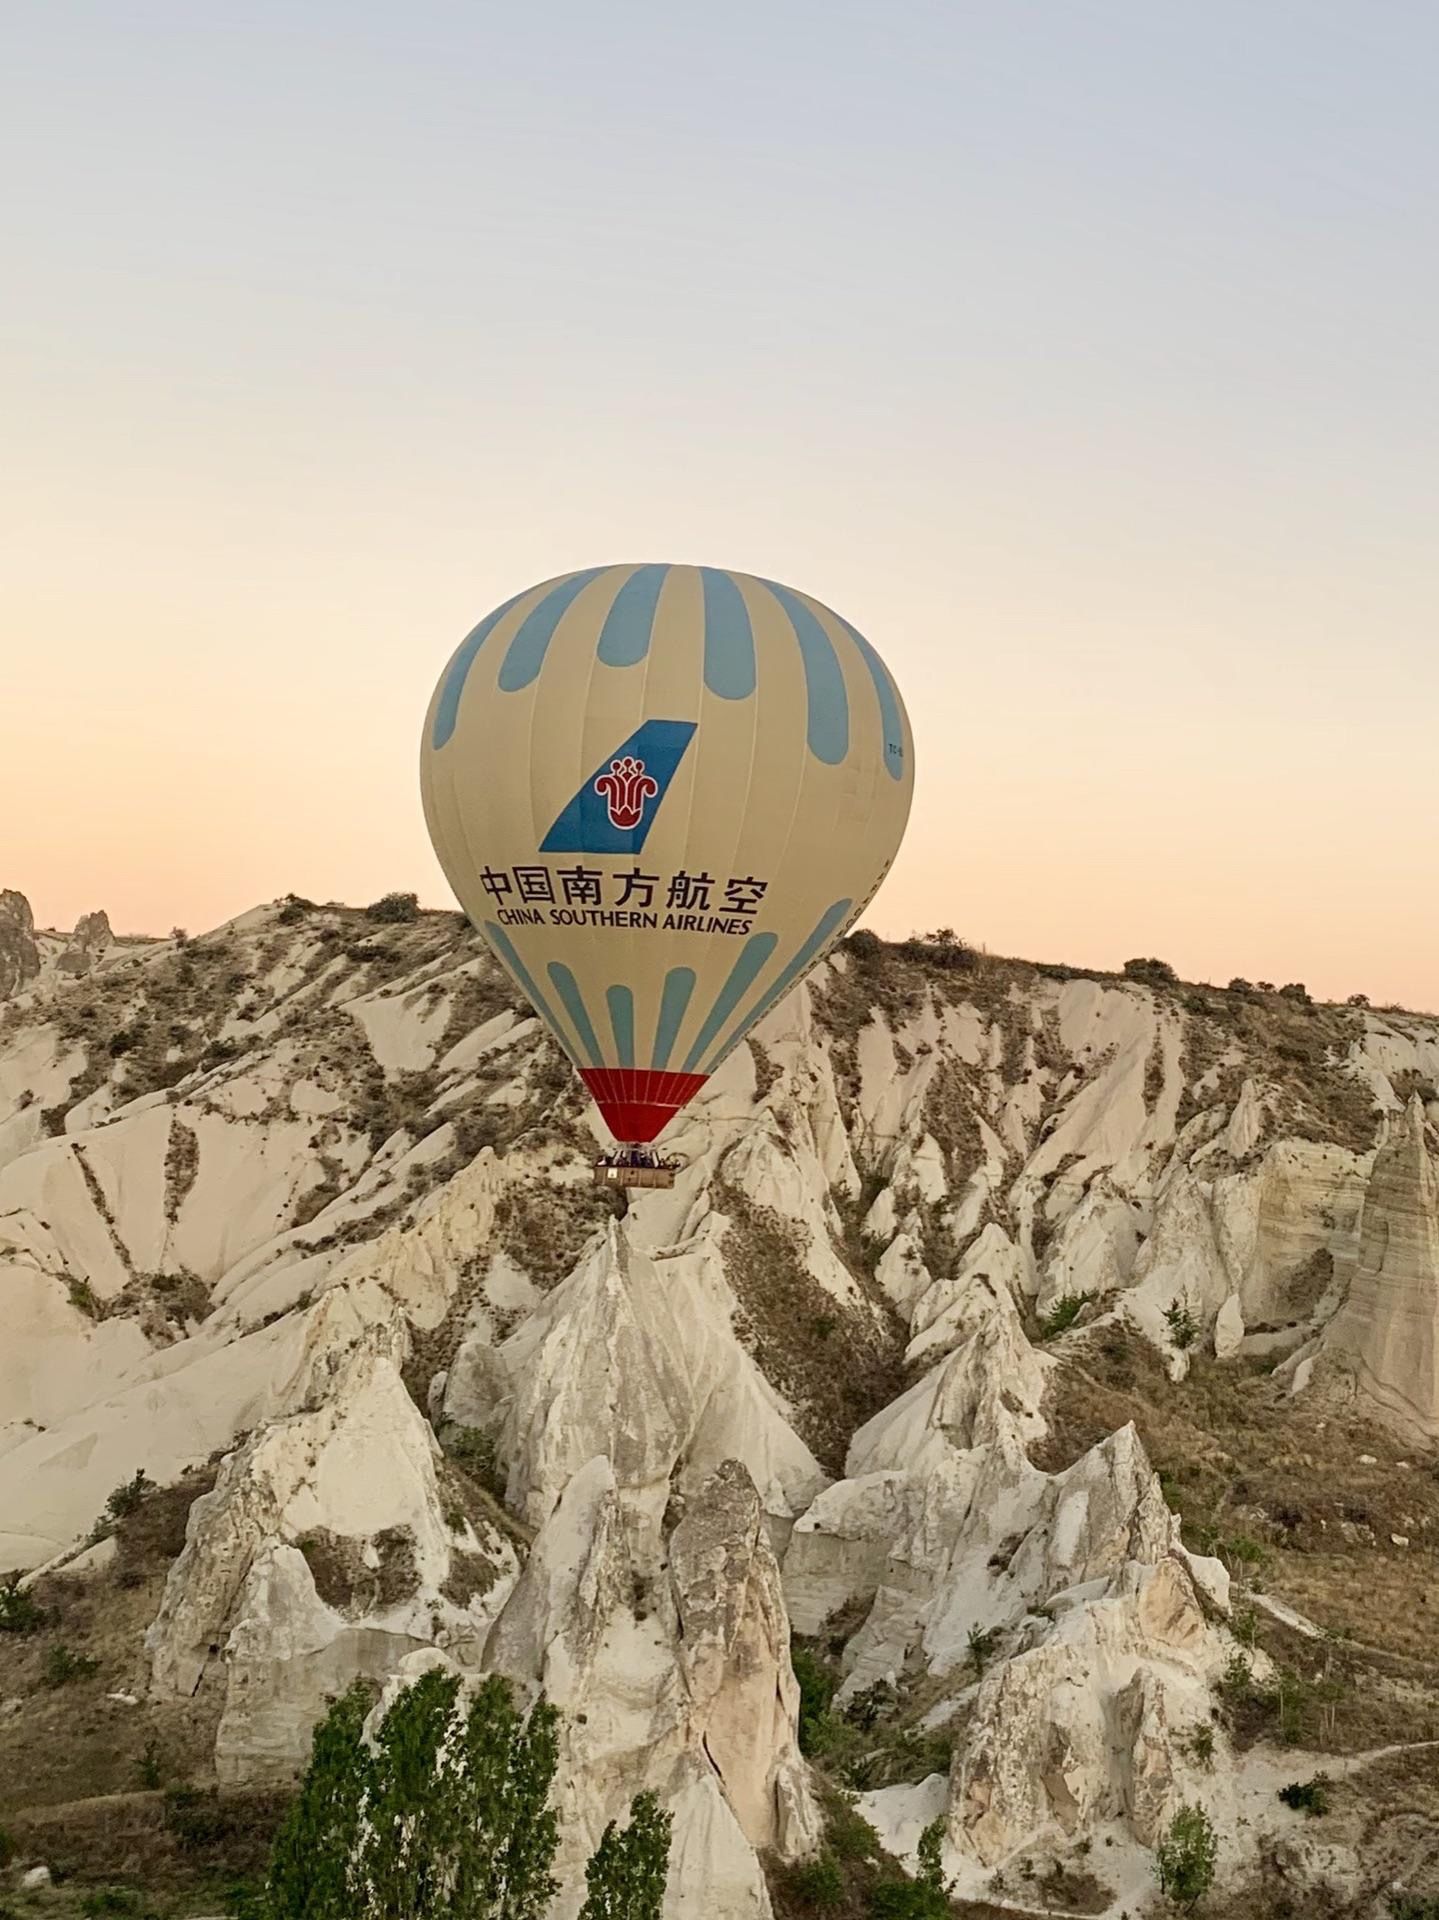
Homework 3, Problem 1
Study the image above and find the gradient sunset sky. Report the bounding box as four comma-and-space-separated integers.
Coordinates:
6, 3, 1437, 1005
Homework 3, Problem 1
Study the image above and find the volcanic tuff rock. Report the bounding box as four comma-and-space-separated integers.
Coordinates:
0, 891, 40, 999
2, 893, 1439, 1911
1321, 1093, 1439, 1444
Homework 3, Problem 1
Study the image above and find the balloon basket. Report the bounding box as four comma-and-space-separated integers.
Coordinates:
592, 1149, 680, 1191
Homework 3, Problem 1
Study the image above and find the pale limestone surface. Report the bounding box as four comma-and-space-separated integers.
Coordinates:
3, 890, 1438, 1908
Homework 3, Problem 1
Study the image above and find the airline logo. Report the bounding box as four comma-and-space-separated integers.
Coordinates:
540, 719, 697, 855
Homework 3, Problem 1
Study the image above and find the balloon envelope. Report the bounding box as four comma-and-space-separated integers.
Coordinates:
421, 564, 913, 1144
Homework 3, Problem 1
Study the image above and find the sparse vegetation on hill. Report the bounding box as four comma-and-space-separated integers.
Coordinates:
5, 893, 1439, 1914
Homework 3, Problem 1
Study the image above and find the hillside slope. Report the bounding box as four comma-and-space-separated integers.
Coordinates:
2, 894, 1437, 1917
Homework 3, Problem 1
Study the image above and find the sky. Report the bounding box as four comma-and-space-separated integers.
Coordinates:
5, 1, 1438, 1006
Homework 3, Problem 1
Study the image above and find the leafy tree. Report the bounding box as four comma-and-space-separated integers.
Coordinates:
1123, 957, 1178, 985
578, 1792, 672, 1920
264, 1671, 563, 1920
864, 1820, 951, 1919
0, 1574, 48, 1634
1164, 1299, 1199, 1350
915, 1817, 947, 1893
264, 1681, 373, 1920
366, 891, 421, 923
844, 928, 882, 961
105, 1469, 153, 1523
362, 1667, 460, 1918
792, 1645, 839, 1755
1156, 1804, 1217, 1911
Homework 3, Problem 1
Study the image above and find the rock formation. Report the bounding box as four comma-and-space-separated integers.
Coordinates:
0, 890, 39, 999
1322, 1094, 1439, 1442
2, 899, 1438, 1911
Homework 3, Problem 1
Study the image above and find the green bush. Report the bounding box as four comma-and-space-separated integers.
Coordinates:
365, 892, 421, 923
163, 1786, 228, 1851
42, 1643, 100, 1688
81, 1891, 142, 1916
1231, 1606, 1259, 1648
1124, 957, 1178, 985
1156, 1804, 1217, 1910
791, 1647, 956, 1789
867, 1879, 947, 1918
0, 1575, 47, 1634
1164, 1300, 1199, 1349
966, 1624, 995, 1673
823, 1792, 882, 1863
136, 1737, 165, 1790
1278, 1773, 1332, 1817
788, 1853, 845, 1909
105, 1469, 154, 1523
1038, 1293, 1091, 1340
896, 929, 976, 972
793, 1645, 840, 1757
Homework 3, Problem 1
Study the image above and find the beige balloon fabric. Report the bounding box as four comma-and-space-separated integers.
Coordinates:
421, 563, 913, 1144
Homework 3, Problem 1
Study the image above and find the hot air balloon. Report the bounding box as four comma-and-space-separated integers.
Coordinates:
421, 564, 913, 1186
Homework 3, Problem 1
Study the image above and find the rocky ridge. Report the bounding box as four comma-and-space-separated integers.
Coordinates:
1, 893, 1438, 1915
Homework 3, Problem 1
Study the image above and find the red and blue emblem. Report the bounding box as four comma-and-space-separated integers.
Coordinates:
541, 719, 697, 854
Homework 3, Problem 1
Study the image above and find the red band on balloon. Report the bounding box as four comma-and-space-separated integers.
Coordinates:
580, 1066, 707, 1144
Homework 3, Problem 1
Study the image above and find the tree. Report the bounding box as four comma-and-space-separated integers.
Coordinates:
264, 1671, 564, 1920
264, 1682, 373, 1920
915, 1817, 947, 1894
361, 1667, 461, 1919
366, 891, 421, 923
1156, 1804, 1217, 1911
1123, 957, 1178, 986
578, 1792, 673, 1920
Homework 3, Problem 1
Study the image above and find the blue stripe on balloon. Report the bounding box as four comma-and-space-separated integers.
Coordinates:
702, 898, 854, 1072
700, 566, 757, 699
596, 563, 668, 668
681, 934, 780, 1074
547, 962, 603, 1067
497, 568, 607, 692
759, 580, 849, 765
837, 615, 906, 781
482, 921, 578, 1063
606, 984, 636, 1067
651, 967, 697, 1070
432, 588, 532, 749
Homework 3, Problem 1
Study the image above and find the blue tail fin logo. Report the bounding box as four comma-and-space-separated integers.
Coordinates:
540, 719, 697, 854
